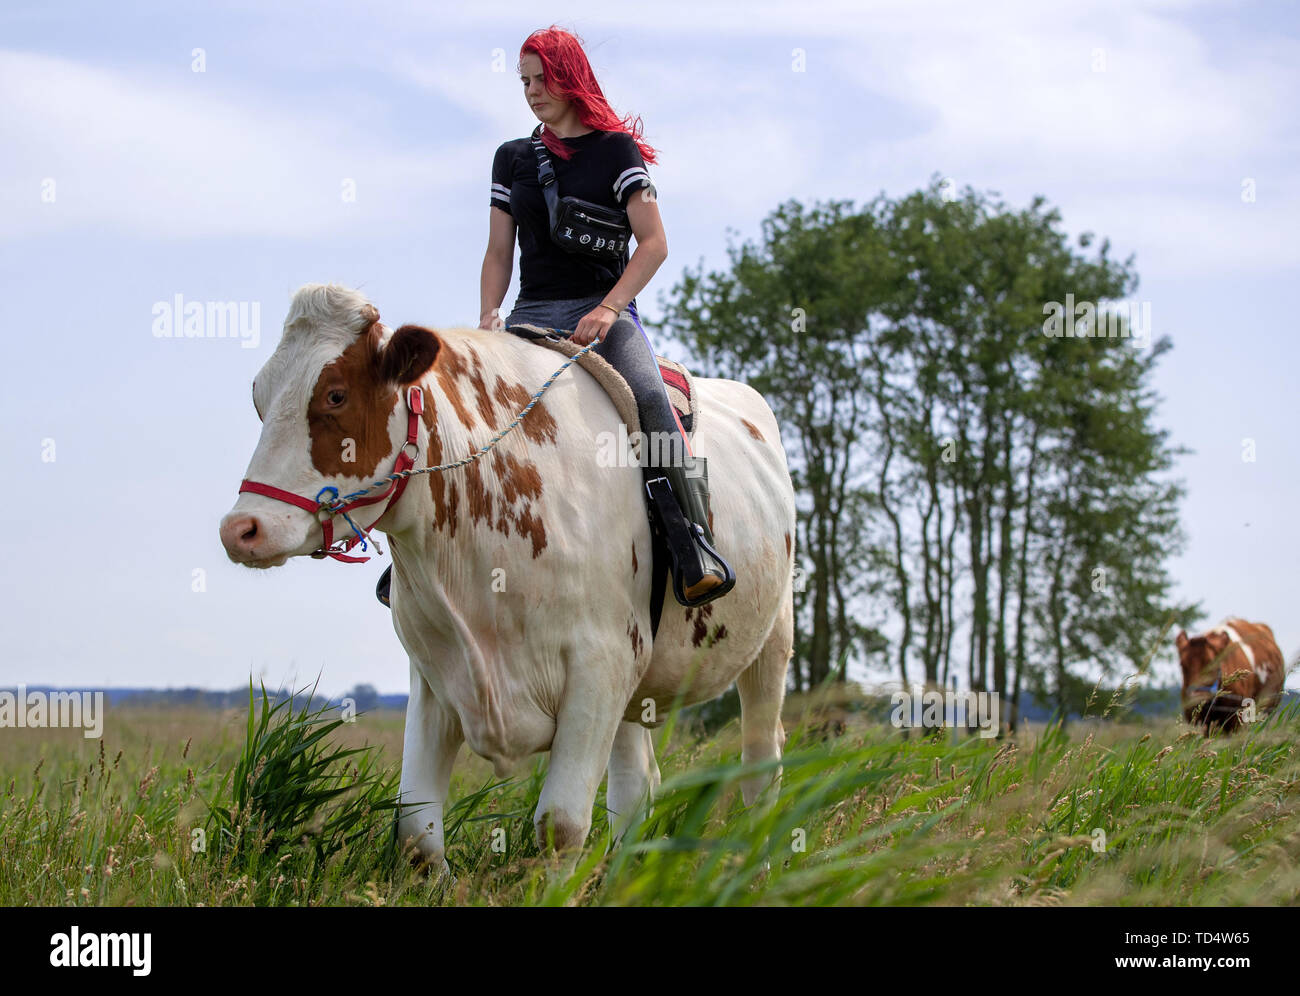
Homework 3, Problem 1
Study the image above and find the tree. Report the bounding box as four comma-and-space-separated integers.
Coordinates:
655, 180, 1192, 709
659, 200, 892, 689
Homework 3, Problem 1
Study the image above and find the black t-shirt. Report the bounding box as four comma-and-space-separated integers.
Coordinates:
490, 127, 657, 300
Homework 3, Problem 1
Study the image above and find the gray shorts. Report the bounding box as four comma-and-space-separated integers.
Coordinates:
504, 293, 687, 463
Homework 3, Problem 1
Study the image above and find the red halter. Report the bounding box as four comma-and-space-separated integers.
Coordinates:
238, 386, 425, 563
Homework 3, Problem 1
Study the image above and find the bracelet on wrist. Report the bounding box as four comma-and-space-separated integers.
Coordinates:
598, 303, 620, 317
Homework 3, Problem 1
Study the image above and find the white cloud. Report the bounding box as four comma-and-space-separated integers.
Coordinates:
819, 4, 1300, 274
0, 49, 478, 239
8, 1, 1295, 277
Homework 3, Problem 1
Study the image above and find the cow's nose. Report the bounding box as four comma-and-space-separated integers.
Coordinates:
220, 514, 265, 561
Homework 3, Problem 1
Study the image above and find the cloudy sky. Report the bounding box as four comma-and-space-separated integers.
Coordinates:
2, 0, 1296, 696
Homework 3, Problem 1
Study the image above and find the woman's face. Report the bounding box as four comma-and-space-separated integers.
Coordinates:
519, 53, 565, 124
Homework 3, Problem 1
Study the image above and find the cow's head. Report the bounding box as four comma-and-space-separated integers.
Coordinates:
219, 284, 439, 567
1175, 628, 1238, 728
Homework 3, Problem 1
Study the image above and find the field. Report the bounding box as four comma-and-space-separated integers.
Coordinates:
1, 690, 1297, 907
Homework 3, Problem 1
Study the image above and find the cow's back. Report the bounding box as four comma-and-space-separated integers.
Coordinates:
1222, 618, 1286, 703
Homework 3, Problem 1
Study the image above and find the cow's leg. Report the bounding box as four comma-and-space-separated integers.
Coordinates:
737, 596, 792, 807
605, 721, 661, 841
397, 663, 463, 876
535, 675, 628, 855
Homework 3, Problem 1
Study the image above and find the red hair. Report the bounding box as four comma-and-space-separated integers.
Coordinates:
519, 26, 658, 165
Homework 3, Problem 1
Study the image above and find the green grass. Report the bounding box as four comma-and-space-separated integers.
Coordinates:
203, 684, 403, 904
0, 692, 1297, 906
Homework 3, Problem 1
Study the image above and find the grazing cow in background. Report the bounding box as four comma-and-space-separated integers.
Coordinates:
219, 284, 796, 869
1176, 618, 1285, 733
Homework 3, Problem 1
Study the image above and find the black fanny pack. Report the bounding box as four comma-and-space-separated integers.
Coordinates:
531, 125, 632, 260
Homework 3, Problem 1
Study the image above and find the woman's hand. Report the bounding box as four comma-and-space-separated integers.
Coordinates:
571, 306, 617, 346
478, 309, 503, 331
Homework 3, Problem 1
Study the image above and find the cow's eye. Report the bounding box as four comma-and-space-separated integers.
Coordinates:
326, 389, 347, 407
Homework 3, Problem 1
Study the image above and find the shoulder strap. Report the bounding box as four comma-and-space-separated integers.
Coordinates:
530, 125, 562, 227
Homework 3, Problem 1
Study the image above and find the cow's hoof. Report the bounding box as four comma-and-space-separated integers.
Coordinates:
397, 831, 450, 880
410, 851, 452, 882
534, 810, 587, 853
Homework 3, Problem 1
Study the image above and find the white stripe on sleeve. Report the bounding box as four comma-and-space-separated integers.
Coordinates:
613, 167, 651, 200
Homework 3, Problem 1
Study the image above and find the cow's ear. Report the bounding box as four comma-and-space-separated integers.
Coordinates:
1206, 631, 1229, 654
1175, 630, 1188, 651
379, 325, 440, 385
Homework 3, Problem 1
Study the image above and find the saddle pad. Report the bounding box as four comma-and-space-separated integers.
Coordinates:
505, 323, 697, 437
656, 358, 694, 435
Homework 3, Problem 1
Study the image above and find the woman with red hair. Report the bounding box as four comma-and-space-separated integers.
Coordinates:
479, 26, 733, 607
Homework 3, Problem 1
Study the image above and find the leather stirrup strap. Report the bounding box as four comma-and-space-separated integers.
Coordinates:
650, 529, 668, 640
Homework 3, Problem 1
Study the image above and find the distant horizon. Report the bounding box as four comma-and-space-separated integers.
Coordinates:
0, 677, 1242, 697
4, 0, 1297, 699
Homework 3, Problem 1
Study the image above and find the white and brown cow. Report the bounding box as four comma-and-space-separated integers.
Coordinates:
1175, 618, 1286, 733
219, 284, 796, 867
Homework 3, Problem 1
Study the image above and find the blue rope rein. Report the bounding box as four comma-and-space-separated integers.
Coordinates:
314, 485, 378, 552
317, 332, 597, 516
